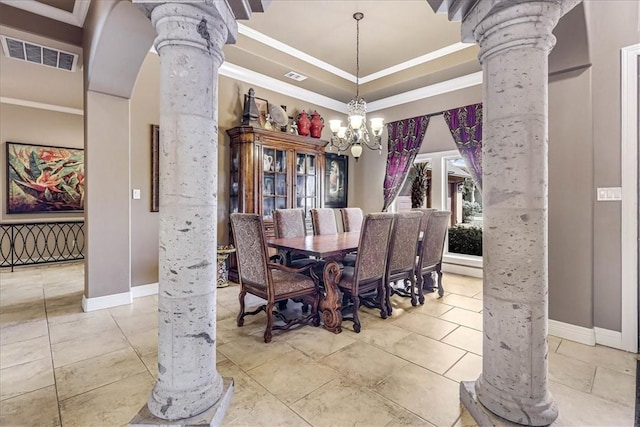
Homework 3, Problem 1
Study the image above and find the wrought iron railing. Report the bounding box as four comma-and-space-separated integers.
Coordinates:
0, 221, 85, 271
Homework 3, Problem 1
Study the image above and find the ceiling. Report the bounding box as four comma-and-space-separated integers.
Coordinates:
0, 0, 482, 111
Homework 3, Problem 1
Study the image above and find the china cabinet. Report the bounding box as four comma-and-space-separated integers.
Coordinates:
227, 126, 328, 280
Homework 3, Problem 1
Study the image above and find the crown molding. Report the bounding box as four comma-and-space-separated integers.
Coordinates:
1, 96, 84, 115
0, 0, 91, 27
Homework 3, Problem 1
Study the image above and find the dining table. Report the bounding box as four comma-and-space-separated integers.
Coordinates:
267, 231, 361, 334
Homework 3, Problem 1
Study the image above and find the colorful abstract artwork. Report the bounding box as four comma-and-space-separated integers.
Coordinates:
6, 142, 84, 213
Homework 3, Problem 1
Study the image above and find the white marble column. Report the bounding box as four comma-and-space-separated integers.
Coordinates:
457, 1, 577, 425
130, 1, 237, 424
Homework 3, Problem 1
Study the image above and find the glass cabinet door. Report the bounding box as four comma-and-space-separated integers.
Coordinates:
295, 153, 318, 218
230, 146, 240, 214
262, 147, 287, 219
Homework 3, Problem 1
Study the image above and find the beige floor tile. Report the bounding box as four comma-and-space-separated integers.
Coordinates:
550, 380, 634, 426
44, 295, 87, 326
0, 334, 50, 369
452, 406, 479, 427
0, 283, 43, 307
112, 310, 158, 336
472, 291, 483, 300
376, 362, 462, 427
0, 385, 60, 427
320, 341, 408, 388
341, 312, 412, 349
442, 281, 482, 298
548, 352, 596, 393
445, 352, 482, 383
548, 335, 561, 353
0, 318, 48, 345
441, 294, 483, 312
51, 326, 129, 367
127, 327, 158, 357
284, 324, 356, 360
48, 310, 118, 344
218, 360, 310, 427
108, 295, 158, 318
247, 349, 338, 404
386, 410, 436, 427
55, 347, 147, 401
218, 335, 294, 371
442, 326, 483, 355
140, 352, 158, 378
556, 340, 636, 376
439, 307, 483, 331
292, 378, 403, 427
43, 279, 83, 299
216, 304, 236, 321
0, 356, 54, 401
386, 333, 465, 375
216, 316, 265, 345
591, 366, 635, 407
388, 295, 454, 318
59, 371, 154, 427
0, 300, 46, 325
391, 311, 459, 340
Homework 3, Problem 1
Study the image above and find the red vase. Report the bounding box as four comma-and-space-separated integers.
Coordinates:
309, 111, 324, 138
297, 111, 310, 136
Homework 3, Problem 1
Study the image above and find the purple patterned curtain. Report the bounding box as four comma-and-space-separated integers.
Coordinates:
443, 103, 483, 191
382, 115, 430, 211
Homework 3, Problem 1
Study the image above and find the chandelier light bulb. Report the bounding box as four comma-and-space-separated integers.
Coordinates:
329, 120, 342, 133
349, 114, 364, 129
351, 143, 363, 160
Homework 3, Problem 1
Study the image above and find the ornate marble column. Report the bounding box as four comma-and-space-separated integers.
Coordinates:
456, 1, 579, 425
130, 1, 237, 424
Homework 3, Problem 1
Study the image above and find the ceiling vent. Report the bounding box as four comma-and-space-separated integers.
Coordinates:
284, 71, 307, 82
0, 36, 78, 72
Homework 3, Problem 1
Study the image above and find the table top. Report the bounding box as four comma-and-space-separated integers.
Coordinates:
267, 232, 360, 259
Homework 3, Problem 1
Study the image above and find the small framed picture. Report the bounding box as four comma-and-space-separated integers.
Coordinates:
324, 153, 348, 208
254, 97, 269, 128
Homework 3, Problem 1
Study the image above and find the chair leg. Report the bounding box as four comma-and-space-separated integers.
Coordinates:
312, 294, 320, 327
379, 281, 388, 319
437, 269, 444, 298
386, 281, 395, 315
409, 275, 418, 307
417, 273, 425, 305
352, 295, 361, 333
264, 302, 275, 343
237, 289, 247, 326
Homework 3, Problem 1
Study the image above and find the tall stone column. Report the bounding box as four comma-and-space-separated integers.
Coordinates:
130, 1, 237, 424
457, 1, 578, 425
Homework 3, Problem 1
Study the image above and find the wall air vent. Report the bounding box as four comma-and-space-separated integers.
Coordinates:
0, 36, 78, 72
284, 71, 307, 82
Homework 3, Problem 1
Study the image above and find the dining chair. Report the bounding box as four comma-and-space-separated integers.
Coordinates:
416, 210, 451, 302
411, 208, 437, 235
273, 208, 316, 268
310, 208, 339, 235
385, 211, 423, 312
341, 207, 364, 232
337, 212, 394, 332
230, 213, 320, 343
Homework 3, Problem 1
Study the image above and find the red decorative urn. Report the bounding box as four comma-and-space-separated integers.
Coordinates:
296, 111, 311, 137
309, 110, 324, 138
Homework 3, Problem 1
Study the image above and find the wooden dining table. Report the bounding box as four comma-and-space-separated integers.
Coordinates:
267, 232, 361, 334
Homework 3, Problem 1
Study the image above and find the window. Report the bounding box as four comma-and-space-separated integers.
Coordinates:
396, 160, 432, 212
445, 156, 482, 257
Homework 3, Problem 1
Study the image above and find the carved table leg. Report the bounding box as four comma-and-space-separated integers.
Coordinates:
319, 260, 343, 334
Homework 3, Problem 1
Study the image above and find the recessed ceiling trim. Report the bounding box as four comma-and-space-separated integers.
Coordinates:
238, 23, 356, 83
1, 96, 83, 115
359, 42, 475, 84
0, 0, 91, 27
367, 71, 482, 112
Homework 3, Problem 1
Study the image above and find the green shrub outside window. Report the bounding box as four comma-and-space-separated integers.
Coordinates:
448, 225, 482, 256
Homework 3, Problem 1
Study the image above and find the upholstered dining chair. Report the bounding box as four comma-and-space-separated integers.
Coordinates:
411, 208, 437, 236
416, 210, 451, 302
341, 207, 364, 232
310, 208, 339, 235
337, 212, 394, 332
230, 213, 320, 343
385, 211, 423, 312
273, 208, 316, 268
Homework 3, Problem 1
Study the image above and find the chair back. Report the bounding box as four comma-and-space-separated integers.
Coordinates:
341, 207, 364, 232
310, 208, 338, 235
273, 208, 306, 238
387, 211, 423, 275
411, 208, 437, 235
230, 213, 270, 288
419, 210, 451, 268
354, 212, 394, 283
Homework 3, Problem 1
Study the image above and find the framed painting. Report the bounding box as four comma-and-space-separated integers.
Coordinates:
151, 124, 160, 212
6, 142, 84, 213
254, 97, 269, 128
324, 153, 348, 208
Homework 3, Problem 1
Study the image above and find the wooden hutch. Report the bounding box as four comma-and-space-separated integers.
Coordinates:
226, 126, 329, 281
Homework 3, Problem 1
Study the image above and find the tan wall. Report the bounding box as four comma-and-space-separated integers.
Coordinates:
0, 104, 84, 223
130, 53, 160, 287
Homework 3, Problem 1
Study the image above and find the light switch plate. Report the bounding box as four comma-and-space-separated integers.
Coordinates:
596, 187, 622, 201
132, 189, 141, 200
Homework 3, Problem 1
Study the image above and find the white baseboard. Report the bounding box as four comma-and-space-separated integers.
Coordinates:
594, 327, 623, 350
548, 319, 596, 346
442, 262, 483, 278
82, 291, 132, 312
131, 282, 158, 298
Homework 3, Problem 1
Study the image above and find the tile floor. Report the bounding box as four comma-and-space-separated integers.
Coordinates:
0, 262, 636, 426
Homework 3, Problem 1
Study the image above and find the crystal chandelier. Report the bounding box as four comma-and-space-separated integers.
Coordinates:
328, 12, 384, 161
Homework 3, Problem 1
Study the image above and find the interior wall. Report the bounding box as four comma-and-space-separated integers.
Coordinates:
586, 0, 640, 332
0, 104, 84, 222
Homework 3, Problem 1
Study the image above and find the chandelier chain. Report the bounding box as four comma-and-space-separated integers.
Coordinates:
355, 13, 360, 99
